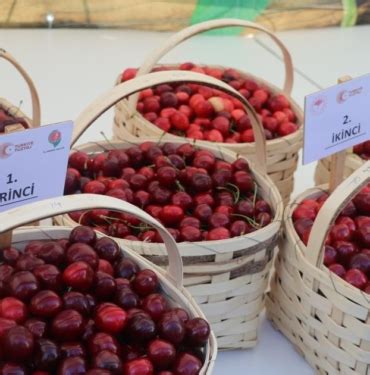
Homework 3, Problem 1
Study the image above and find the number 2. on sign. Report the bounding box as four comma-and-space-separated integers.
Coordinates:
343, 115, 351, 125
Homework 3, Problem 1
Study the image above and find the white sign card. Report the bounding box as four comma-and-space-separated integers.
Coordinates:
0, 121, 73, 212
303, 74, 370, 164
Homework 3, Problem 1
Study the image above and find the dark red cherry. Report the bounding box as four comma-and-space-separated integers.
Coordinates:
57, 356, 87, 375
185, 318, 210, 346
94, 271, 116, 299
66, 243, 98, 269
24, 318, 47, 339
3, 326, 34, 362
62, 292, 91, 316
92, 350, 122, 374
115, 287, 139, 310
0, 363, 27, 375
38, 242, 65, 266
1, 248, 20, 266
127, 313, 156, 342
8, 271, 40, 301
148, 339, 176, 369
132, 270, 158, 296
69, 226, 96, 245
60, 342, 86, 359
158, 313, 185, 345
0, 297, 27, 323
15, 254, 44, 271
115, 259, 139, 279
88, 332, 119, 355
35, 338, 60, 370
33, 264, 62, 292
51, 309, 85, 341
123, 358, 154, 375
173, 352, 202, 375
30, 290, 62, 318
94, 237, 121, 262
142, 293, 168, 321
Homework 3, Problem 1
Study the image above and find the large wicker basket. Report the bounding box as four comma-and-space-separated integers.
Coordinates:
315, 151, 364, 185
0, 49, 41, 131
113, 19, 303, 204
0, 194, 217, 374
56, 70, 284, 350
266, 161, 370, 374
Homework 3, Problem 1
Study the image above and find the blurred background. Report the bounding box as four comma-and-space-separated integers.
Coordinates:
1, 0, 370, 32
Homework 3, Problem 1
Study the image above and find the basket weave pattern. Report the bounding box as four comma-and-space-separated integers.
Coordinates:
267, 162, 370, 374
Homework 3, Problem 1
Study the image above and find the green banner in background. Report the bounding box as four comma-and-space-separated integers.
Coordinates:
191, 0, 270, 35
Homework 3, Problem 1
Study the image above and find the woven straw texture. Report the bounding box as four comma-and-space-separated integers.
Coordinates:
113, 19, 303, 204
56, 70, 284, 349
267, 161, 370, 374
0, 194, 217, 374
315, 152, 364, 186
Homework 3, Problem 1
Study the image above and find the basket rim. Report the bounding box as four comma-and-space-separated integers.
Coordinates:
11, 225, 218, 374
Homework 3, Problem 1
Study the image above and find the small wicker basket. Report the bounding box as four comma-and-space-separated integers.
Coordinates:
113, 19, 303, 204
55, 70, 284, 350
0, 194, 217, 373
267, 161, 370, 374
315, 151, 364, 186
0, 49, 40, 131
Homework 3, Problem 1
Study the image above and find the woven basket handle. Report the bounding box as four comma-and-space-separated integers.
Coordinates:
306, 161, 370, 267
0, 49, 41, 127
0, 194, 183, 288
72, 70, 267, 174
127, 18, 293, 110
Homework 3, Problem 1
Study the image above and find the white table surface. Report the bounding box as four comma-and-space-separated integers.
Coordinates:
1, 25, 368, 374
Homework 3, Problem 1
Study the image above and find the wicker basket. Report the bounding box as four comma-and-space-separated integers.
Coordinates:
0, 49, 41, 131
55, 70, 284, 350
113, 19, 303, 204
266, 161, 370, 374
0, 194, 217, 373
315, 151, 364, 185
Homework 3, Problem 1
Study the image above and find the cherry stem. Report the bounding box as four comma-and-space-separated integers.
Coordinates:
231, 213, 260, 229
176, 180, 185, 192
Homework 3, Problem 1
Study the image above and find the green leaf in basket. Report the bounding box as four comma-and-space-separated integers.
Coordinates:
191, 0, 270, 35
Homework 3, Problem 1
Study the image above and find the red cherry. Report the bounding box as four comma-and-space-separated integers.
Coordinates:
142, 293, 168, 321
160, 205, 184, 225
323, 246, 337, 266
95, 304, 127, 334
89, 332, 119, 355
345, 269, 367, 289
132, 270, 158, 296
69, 226, 96, 245
206, 227, 230, 241
173, 353, 202, 375
148, 339, 176, 369
52, 309, 85, 341
63, 262, 94, 291
0, 297, 27, 323
57, 356, 86, 375
30, 290, 62, 318
3, 326, 34, 362
123, 358, 154, 375
329, 264, 346, 278
185, 318, 210, 346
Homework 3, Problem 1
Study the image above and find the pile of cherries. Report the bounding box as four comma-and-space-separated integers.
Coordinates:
0, 108, 28, 133
353, 141, 370, 160
293, 184, 370, 292
0, 226, 210, 374
120, 63, 299, 143
64, 142, 273, 243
